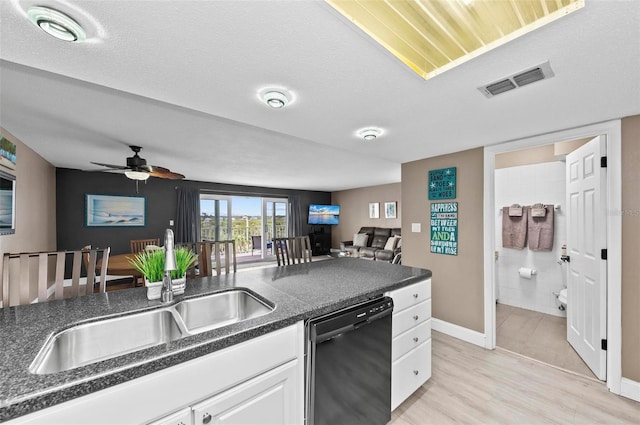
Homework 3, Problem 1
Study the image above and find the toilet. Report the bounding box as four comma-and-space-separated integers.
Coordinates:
558, 288, 568, 309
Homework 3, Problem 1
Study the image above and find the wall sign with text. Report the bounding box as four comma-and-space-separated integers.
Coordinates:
428, 167, 456, 199
430, 202, 458, 256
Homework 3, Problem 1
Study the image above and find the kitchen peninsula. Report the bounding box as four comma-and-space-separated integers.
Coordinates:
0, 258, 431, 424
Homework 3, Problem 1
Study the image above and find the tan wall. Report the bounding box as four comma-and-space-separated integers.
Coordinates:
0, 128, 56, 307
401, 148, 484, 333
621, 115, 640, 382
331, 183, 401, 248
495, 138, 590, 169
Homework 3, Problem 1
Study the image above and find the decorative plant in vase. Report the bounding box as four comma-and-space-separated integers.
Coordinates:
129, 247, 197, 300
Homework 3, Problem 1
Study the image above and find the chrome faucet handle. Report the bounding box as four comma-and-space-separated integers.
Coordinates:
161, 272, 173, 303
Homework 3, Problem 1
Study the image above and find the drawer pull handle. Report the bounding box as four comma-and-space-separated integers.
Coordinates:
413, 315, 419, 320
413, 370, 419, 376
413, 337, 419, 343
202, 413, 212, 424
413, 293, 419, 299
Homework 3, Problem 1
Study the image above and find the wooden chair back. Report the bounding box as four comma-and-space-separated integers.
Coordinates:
130, 238, 160, 253
201, 240, 237, 276
273, 236, 312, 266
179, 240, 237, 277
2, 247, 111, 308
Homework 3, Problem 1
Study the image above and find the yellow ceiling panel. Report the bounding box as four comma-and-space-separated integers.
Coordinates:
326, 0, 585, 79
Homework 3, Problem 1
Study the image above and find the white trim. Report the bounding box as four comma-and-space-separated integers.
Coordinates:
483, 119, 622, 395
431, 318, 486, 347
620, 378, 640, 402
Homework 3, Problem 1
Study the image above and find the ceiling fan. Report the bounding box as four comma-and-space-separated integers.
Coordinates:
91, 145, 185, 180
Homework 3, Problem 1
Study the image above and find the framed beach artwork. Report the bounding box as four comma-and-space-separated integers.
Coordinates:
0, 136, 17, 170
369, 202, 380, 219
384, 201, 397, 219
86, 194, 146, 227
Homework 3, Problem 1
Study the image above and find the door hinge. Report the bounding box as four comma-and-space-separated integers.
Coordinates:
601, 339, 607, 351
601, 249, 608, 260
601, 156, 607, 168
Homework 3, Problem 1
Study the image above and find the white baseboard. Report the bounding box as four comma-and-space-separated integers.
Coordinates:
431, 318, 486, 348
620, 378, 640, 402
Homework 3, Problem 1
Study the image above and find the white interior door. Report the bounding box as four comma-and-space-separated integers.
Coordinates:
566, 135, 607, 380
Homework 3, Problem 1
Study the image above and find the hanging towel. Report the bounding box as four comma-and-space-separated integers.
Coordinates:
502, 206, 528, 249
528, 205, 554, 251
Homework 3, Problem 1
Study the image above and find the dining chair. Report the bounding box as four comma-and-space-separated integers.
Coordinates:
198, 240, 237, 276
130, 238, 161, 254
273, 236, 312, 266
2, 247, 111, 308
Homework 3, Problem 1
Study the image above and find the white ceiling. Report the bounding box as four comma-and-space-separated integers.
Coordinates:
1, 0, 639, 192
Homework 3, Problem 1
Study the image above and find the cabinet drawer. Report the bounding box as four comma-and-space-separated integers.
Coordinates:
148, 408, 191, 425
391, 339, 432, 411
388, 279, 431, 312
392, 299, 431, 337
392, 319, 431, 361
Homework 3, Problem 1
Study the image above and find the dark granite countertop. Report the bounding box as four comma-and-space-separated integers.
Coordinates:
0, 258, 430, 422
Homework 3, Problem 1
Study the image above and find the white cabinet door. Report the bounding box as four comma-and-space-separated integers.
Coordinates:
391, 339, 432, 411
148, 408, 192, 425
192, 359, 300, 425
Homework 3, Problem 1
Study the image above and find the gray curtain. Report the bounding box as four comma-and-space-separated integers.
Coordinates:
288, 195, 304, 237
175, 188, 199, 243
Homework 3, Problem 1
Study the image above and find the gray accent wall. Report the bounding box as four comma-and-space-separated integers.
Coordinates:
56, 168, 331, 255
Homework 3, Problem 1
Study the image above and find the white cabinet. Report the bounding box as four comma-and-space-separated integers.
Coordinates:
9, 323, 304, 425
385, 279, 432, 411
192, 360, 299, 425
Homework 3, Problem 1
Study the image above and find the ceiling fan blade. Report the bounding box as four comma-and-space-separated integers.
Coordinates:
90, 161, 130, 170
148, 165, 185, 180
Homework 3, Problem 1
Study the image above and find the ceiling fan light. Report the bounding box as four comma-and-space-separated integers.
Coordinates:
27, 6, 86, 42
124, 170, 150, 181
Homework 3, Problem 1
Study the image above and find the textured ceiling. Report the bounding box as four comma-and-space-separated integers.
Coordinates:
0, 0, 639, 192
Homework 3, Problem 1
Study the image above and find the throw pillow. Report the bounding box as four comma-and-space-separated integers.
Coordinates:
353, 233, 369, 247
383, 236, 396, 251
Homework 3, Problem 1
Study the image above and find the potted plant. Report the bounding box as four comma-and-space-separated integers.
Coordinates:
129, 247, 197, 300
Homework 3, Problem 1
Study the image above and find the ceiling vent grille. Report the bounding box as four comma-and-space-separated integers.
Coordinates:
479, 61, 554, 98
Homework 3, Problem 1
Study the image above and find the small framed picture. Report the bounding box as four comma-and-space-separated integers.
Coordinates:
384, 202, 397, 219
369, 202, 380, 219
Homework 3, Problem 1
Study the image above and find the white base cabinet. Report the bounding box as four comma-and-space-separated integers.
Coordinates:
9, 323, 304, 425
386, 279, 432, 411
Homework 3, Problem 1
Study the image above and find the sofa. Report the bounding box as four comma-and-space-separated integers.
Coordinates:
340, 227, 402, 262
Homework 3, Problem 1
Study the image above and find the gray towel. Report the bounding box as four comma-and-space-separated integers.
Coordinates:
502, 206, 527, 249
528, 205, 554, 251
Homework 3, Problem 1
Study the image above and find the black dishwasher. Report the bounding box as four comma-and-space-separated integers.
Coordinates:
306, 296, 393, 425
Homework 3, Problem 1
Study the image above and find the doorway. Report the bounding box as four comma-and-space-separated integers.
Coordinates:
199, 194, 288, 262
493, 141, 599, 379
483, 120, 622, 395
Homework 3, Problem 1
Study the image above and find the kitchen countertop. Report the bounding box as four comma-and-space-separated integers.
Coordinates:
0, 258, 431, 422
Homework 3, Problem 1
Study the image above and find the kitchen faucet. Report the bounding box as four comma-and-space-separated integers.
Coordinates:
161, 228, 178, 303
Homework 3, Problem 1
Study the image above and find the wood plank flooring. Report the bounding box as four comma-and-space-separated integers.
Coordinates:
389, 331, 640, 425
496, 303, 594, 379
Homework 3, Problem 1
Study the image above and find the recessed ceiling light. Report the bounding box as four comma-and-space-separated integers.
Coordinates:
357, 128, 383, 141
27, 6, 86, 42
258, 88, 293, 109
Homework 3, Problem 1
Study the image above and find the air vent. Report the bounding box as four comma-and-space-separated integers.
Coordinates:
479, 61, 555, 98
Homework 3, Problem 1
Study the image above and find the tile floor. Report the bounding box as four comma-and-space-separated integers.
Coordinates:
496, 302, 595, 379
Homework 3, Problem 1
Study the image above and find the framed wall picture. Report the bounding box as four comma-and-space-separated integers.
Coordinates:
369, 202, 380, 219
0, 170, 16, 235
86, 194, 146, 227
0, 136, 16, 170
384, 201, 397, 219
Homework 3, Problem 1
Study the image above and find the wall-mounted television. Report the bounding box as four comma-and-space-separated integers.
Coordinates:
0, 170, 16, 235
308, 204, 340, 225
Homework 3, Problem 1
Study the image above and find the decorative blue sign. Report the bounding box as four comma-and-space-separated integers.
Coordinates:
430, 202, 458, 256
428, 167, 456, 199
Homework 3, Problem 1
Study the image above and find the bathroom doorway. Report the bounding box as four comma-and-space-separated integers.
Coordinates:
483, 120, 622, 395
492, 139, 598, 379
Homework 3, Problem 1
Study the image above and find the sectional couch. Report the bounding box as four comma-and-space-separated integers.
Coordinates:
340, 226, 402, 262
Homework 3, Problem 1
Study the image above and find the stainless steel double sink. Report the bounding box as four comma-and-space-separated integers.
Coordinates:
29, 290, 274, 375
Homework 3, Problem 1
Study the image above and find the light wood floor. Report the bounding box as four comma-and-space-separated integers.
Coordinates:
390, 331, 640, 425
496, 303, 594, 379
